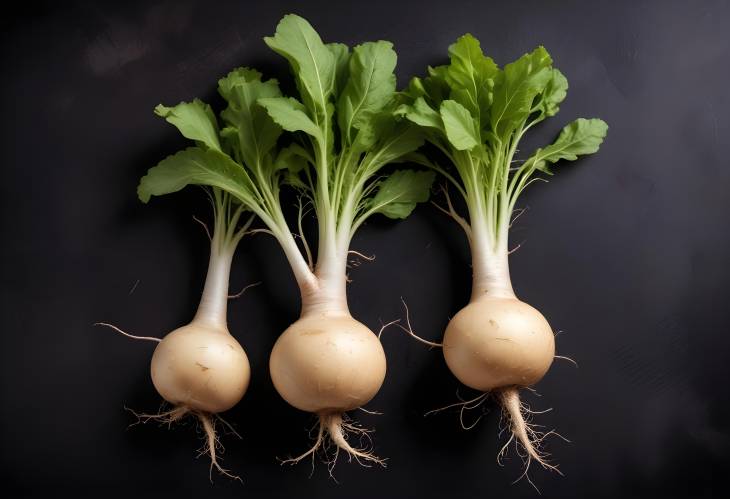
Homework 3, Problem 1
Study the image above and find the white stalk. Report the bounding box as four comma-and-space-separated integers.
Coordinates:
193, 225, 236, 329
302, 214, 350, 318
468, 194, 515, 301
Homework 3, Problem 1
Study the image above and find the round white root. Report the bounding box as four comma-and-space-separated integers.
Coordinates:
281, 413, 386, 470
128, 405, 241, 481
497, 387, 562, 479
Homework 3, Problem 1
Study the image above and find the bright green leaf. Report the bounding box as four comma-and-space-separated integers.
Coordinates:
402, 97, 443, 132
155, 99, 221, 152
338, 41, 397, 145
258, 96, 322, 140
365, 123, 425, 170
440, 99, 480, 150
540, 68, 568, 117
328, 42, 350, 97
446, 34, 498, 125
491, 46, 553, 136
138, 147, 255, 204
264, 14, 334, 117
536, 118, 608, 167
217, 67, 282, 168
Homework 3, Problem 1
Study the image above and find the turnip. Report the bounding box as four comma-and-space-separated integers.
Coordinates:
100, 100, 256, 479
399, 35, 607, 474
138, 14, 434, 466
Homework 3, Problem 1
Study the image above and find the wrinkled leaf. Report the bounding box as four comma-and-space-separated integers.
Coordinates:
217, 67, 282, 168
259, 96, 322, 140
155, 99, 221, 152
540, 68, 568, 117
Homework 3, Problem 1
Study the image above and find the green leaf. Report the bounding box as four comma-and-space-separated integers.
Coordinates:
264, 14, 334, 117
328, 42, 350, 97
155, 99, 221, 152
365, 123, 425, 170
540, 68, 568, 117
535, 118, 608, 169
138, 147, 255, 204
446, 34, 498, 125
490, 46, 553, 135
337, 41, 397, 145
258, 96, 322, 140
401, 97, 443, 131
440, 99, 480, 150
369, 169, 436, 218
217, 67, 282, 168
274, 143, 311, 173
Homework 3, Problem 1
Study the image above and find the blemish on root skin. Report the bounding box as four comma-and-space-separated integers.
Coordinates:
196, 362, 210, 371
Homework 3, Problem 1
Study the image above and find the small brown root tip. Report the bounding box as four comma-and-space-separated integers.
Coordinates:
498, 387, 563, 479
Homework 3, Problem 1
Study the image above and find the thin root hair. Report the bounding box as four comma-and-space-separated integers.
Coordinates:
377, 318, 401, 339
432, 184, 472, 239
125, 404, 241, 482
554, 355, 579, 368
196, 411, 242, 482
94, 322, 161, 343
228, 281, 262, 299
424, 390, 489, 432
497, 387, 564, 488
510, 206, 529, 227
192, 215, 212, 241
278, 412, 386, 474
357, 406, 383, 416
396, 298, 443, 348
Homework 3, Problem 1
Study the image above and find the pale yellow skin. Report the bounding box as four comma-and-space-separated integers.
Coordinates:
443, 297, 555, 391
269, 315, 386, 413
150, 322, 251, 414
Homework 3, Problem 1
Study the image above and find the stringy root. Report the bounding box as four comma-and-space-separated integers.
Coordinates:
497, 387, 565, 482
127, 404, 241, 481
280, 412, 386, 473
425, 387, 565, 485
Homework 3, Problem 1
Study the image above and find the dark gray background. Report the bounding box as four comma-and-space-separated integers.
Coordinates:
1, 1, 729, 497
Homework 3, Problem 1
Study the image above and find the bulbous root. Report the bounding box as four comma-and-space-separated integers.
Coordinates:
127, 404, 241, 481
497, 387, 564, 481
280, 412, 386, 471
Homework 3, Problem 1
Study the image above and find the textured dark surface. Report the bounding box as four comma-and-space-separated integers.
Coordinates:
1, 1, 729, 497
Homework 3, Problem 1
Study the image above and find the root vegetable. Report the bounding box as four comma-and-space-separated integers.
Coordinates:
137, 14, 434, 468
400, 34, 607, 476
110, 99, 258, 478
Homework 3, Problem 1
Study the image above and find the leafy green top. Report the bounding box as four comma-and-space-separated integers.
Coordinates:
138, 15, 434, 290
398, 34, 607, 252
